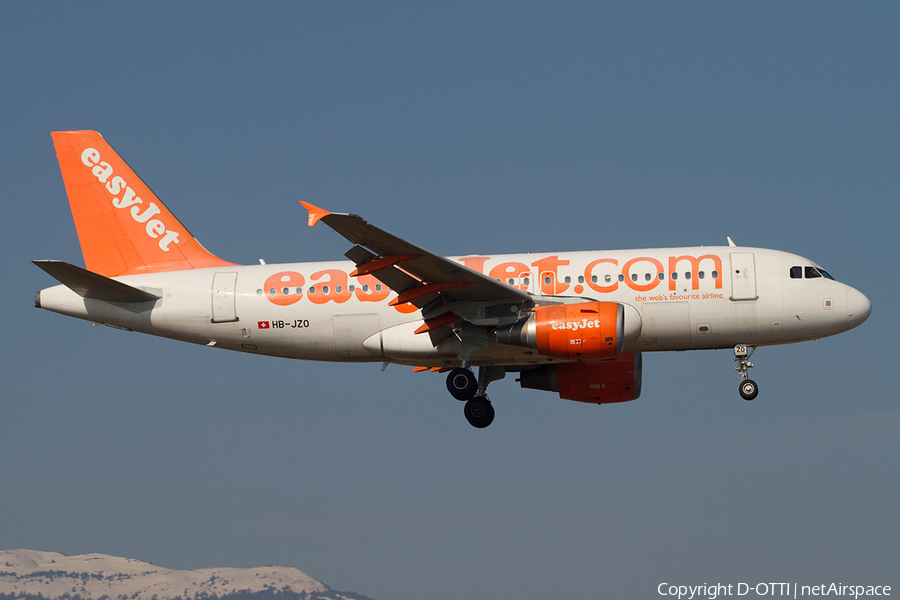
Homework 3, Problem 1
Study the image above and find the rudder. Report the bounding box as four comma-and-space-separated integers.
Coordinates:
51, 130, 236, 276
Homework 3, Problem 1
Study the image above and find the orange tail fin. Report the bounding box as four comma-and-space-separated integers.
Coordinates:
51, 130, 236, 277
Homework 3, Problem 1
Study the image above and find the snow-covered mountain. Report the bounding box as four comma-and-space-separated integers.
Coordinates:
0, 550, 377, 600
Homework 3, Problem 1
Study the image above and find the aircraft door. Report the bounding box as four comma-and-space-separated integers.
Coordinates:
729, 252, 758, 301
211, 272, 239, 322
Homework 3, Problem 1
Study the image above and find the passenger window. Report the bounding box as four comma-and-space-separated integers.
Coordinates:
257, 289, 263, 296
645, 273, 652, 281
282, 287, 289, 296
336, 285, 342, 294
790, 266, 802, 279
671, 272, 678, 280
658, 273, 665, 280
631, 273, 637, 282
618, 274, 625, 282
296, 287, 303, 295
375, 284, 383, 291
577, 275, 584, 284
322, 285, 330, 294
712, 270, 718, 279
523, 277, 530, 286
507, 278, 514, 285
309, 286, 316, 295
685, 272, 691, 280
544, 276, 552, 286
805, 266, 822, 279
362, 284, 369, 292
699, 271, 705, 279
348, 285, 355, 292
592, 275, 598, 283
269, 288, 276, 297
564, 276, 571, 284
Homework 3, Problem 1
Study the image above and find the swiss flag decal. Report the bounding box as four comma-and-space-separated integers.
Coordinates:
257, 321, 270, 329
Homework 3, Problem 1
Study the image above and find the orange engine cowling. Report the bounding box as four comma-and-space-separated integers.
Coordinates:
517, 352, 642, 404
496, 301, 625, 360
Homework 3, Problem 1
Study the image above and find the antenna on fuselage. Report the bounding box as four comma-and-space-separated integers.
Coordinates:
727, 236, 737, 247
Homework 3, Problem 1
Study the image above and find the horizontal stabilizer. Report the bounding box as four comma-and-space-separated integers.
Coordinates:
33, 260, 161, 303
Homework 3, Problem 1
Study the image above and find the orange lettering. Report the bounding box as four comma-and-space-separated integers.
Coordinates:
489, 261, 530, 290
264, 271, 305, 306
354, 273, 391, 303
309, 269, 352, 304
532, 256, 570, 294
623, 257, 663, 292
585, 258, 618, 293
668, 254, 723, 291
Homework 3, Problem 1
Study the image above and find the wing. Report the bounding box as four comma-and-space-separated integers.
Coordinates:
300, 202, 533, 338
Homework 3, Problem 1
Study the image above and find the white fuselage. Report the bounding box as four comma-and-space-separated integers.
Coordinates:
37, 246, 869, 367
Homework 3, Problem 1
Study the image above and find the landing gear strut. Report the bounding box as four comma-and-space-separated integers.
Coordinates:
734, 344, 759, 401
446, 364, 503, 428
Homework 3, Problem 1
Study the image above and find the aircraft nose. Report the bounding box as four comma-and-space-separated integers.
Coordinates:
847, 287, 871, 329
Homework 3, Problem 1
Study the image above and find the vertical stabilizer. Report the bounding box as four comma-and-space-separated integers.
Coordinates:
51, 130, 236, 276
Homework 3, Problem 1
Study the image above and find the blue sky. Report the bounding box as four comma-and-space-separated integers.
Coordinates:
2, 3, 897, 599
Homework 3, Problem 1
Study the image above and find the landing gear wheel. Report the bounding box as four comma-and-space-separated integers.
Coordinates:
464, 396, 495, 428
739, 379, 759, 401
447, 367, 478, 401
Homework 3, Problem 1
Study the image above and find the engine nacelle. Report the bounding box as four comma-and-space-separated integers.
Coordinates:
497, 301, 641, 360
518, 352, 642, 404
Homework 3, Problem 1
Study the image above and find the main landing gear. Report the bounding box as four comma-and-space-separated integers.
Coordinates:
446, 365, 503, 428
734, 344, 759, 401
446, 368, 478, 400
463, 396, 494, 429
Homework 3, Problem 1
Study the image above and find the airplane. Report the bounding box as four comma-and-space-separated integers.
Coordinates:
34, 130, 871, 428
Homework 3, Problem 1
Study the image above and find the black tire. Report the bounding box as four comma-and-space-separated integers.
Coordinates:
464, 396, 495, 428
739, 379, 759, 401
447, 367, 477, 400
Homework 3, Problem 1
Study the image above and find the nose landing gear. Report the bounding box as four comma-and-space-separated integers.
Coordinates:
734, 344, 759, 400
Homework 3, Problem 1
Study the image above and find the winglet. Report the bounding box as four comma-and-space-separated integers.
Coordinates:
300, 201, 331, 227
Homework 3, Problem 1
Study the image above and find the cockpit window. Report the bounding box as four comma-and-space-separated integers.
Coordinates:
792, 265, 835, 280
